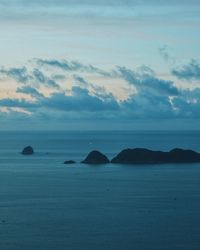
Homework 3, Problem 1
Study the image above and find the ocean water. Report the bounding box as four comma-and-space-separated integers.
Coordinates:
0, 130, 200, 250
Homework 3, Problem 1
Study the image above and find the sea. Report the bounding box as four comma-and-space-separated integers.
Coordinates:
0, 130, 200, 250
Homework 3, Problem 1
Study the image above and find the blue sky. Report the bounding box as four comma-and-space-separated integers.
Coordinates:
0, 0, 200, 130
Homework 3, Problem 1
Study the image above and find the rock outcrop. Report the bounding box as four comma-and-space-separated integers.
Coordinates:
81, 150, 110, 164
21, 146, 34, 155
111, 148, 200, 164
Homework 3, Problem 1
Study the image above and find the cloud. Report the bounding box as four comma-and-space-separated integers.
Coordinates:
16, 86, 44, 98
0, 107, 32, 118
1, 58, 200, 126
1, 85, 119, 113
122, 93, 175, 119
117, 65, 179, 96
117, 66, 178, 119
32, 69, 60, 88
0, 66, 61, 89
171, 88, 200, 117
73, 75, 89, 86
0, 98, 38, 109
172, 59, 200, 81
36, 59, 113, 77
73, 74, 114, 99
0, 0, 199, 31
0, 67, 30, 84
158, 45, 176, 65
41, 86, 119, 112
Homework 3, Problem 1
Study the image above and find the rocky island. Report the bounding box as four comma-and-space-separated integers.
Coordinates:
64, 160, 76, 164
21, 146, 34, 155
21, 147, 200, 164
81, 150, 110, 164
111, 148, 200, 164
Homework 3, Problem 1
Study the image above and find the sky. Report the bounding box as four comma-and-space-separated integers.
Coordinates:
0, 0, 200, 130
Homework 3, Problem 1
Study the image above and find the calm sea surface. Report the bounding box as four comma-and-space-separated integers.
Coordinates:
0, 131, 200, 250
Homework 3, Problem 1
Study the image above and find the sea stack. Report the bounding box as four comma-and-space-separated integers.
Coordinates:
81, 150, 110, 164
22, 146, 34, 155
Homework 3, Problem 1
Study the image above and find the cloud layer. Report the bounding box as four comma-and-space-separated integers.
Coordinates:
1, 57, 200, 129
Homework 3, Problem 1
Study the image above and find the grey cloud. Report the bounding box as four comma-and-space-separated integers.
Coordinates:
1, 59, 200, 122
73, 75, 89, 85
122, 97, 174, 119
16, 86, 44, 98
172, 59, 200, 81
2, 83, 200, 120
41, 86, 119, 112
73, 75, 118, 104
158, 45, 176, 65
36, 59, 113, 77
52, 74, 66, 81
171, 88, 200, 117
0, 67, 30, 84
0, 98, 38, 109
33, 69, 60, 88
117, 66, 179, 96
0, 66, 60, 89
1, 85, 119, 113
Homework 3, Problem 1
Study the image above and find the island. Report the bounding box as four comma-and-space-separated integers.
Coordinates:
81, 150, 110, 164
111, 148, 200, 164
21, 146, 34, 155
64, 160, 76, 164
